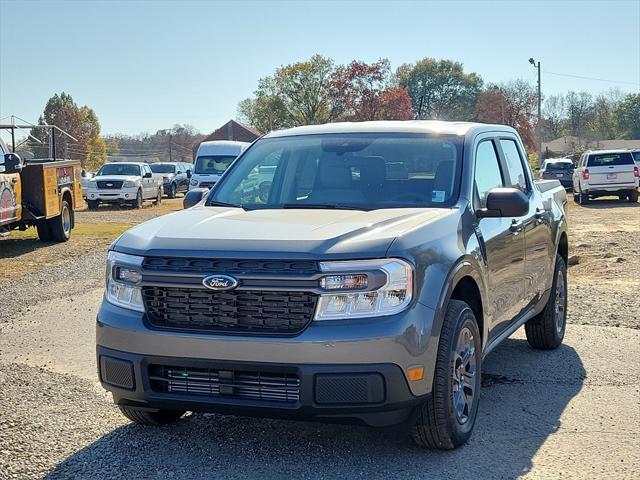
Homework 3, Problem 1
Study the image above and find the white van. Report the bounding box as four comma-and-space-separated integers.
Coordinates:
189, 141, 250, 191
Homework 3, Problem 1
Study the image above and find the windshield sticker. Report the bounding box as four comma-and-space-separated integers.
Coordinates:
432, 190, 446, 203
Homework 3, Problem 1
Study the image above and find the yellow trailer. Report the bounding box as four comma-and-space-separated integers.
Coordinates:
1, 136, 81, 242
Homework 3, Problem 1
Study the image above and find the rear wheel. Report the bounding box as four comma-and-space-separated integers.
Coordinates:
628, 190, 638, 203
578, 190, 589, 205
412, 300, 481, 450
525, 255, 567, 350
48, 200, 72, 242
36, 222, 52, 242
118, 406, 185, 425
167, 182, 177, 199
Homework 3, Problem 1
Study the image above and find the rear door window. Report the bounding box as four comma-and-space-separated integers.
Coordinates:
500, 139, 528, 192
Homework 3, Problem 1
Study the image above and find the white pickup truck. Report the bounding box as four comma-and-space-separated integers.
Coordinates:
84, 162, 163, 209
572, 150, 639, 204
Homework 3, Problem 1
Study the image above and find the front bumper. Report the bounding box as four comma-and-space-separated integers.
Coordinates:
96, 299, 438, 426
85, 187, 140, 202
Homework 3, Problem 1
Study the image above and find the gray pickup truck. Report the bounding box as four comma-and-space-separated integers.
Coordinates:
97, 121, 568, 449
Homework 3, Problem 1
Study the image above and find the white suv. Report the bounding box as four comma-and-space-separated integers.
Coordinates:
84, 162, 163, 209
572, 150, 639, 204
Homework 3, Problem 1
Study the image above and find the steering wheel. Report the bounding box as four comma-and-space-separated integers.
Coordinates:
391, 192, 429, 203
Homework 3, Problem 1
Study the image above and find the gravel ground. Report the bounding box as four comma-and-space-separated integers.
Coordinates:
0, 197, 638, 479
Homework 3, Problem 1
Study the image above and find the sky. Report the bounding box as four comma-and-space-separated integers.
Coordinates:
1, 0, 639, 138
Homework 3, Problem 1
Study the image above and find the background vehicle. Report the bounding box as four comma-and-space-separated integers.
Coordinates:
572, 150, 639, 204
540, 158, 574, 189
630, 149, 640, 167
189, 140, 249, 190
84, 162, 163, 209
97, 121, 568, 450
150, 162, 192, 198
0, 135, 81, 242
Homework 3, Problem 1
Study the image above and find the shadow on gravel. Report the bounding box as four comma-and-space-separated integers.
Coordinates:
46, 338, 584, 480
576, 198, 640, 209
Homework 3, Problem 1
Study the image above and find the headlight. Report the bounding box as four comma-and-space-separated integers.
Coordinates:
190, 179, 198, 186
88, 180, 97, 187
105, 251, 144, 312
314, 259, 413, 320
123, 180, 137, 188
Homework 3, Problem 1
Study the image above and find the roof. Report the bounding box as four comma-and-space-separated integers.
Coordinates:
584, 149, 636, 154
265, 120, 515, 138
544, 158, 573, 163
199, 140, 250, 148
202, 120, 261, 143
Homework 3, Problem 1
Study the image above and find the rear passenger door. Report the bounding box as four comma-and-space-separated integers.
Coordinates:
473, 137, 526, 341
142, 164, 154, 198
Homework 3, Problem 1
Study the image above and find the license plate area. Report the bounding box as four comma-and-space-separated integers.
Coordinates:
607, 173, 617, 180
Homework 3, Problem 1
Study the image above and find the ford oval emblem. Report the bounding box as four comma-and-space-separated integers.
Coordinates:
202, 274, 238, 291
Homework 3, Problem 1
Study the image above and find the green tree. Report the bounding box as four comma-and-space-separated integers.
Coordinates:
399, 58, 483, 121
614, 93, 640, 139
237, 55, 341, 131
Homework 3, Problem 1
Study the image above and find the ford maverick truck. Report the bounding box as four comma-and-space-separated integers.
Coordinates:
97, 121, 568, 449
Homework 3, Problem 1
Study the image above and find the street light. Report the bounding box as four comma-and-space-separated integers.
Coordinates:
529, 57, 542, 166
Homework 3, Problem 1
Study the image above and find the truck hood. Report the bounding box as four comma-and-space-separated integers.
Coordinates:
94, 175, 140, 182
113, 206, 456, 258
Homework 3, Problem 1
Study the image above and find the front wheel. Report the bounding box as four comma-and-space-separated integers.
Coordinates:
118, 406, 185, 425
412, 300, 481, 450
167, 182, 177, 199
132, 189, 143, 209
525, 255, 567, 350
86, 199, 99, 210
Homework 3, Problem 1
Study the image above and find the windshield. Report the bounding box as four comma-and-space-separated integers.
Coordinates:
587, 152, 634, 167
545, 162, 573, 171
195, 155, 237, 174
97, 164, 141, 176
150, 164, 176, 174
208, 133, 463, 210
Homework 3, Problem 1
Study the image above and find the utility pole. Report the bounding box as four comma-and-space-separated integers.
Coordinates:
529, 57, 542, 166
64, 120, 69, 159
168, 134, 172, 162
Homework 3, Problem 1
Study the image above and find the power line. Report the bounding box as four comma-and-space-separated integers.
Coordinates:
542, 70, 640, 87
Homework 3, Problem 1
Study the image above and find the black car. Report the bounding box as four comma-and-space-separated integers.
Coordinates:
149, 162, 192, 198
541, 159, 574, 189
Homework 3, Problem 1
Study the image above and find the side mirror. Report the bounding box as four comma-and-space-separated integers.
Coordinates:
143, 172, 152, 178
186, 170, 192, 178
183, 188, 208, 209
3, 153, 23, 174
477, 188, 529, 218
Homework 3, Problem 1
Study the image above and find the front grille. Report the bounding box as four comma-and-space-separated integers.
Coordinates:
97, 180, 123, 189
149, 365, 300, 403
143, 257, 319, 275
142, 287, 318, 334
199, 182, 216, 189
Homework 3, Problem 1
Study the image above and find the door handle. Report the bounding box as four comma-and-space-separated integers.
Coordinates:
534, 208, 545, 221
509, 219, 524, 234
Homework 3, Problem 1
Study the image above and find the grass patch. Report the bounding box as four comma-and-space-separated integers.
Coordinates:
7, 222, 136, 240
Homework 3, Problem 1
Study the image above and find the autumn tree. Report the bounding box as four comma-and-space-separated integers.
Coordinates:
378, 86, 414, 120
28, 92, 106, 167
476, 80, 537, 151
398, 58, 483, 121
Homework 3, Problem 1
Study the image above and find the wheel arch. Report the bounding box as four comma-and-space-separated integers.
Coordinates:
60, 188, 74, 228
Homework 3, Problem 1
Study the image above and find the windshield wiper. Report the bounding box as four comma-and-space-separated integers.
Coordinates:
282, 203, 368, 211
206, 200, 244, 209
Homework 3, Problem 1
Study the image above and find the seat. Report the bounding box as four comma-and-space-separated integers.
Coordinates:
306, 157, 365, 204
433, 160, 454, 201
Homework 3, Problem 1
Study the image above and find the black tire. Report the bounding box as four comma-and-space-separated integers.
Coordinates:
578, 190, 589, 205
618, 192, 628, 201
628, 190, 638, 203
572, 192, 579, 203
167, 182, 177, 199
118, 406, 185, 425
133, 189, 143, 209
155, 189, 162, 205
47, 199, 72, 242
86, 199, 99, 210
525, 255, 567, 350
36, 222, 52, 242
412, 300, 482, 450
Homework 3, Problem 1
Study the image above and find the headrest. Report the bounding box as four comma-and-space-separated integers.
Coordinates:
317, 158, 353, 189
